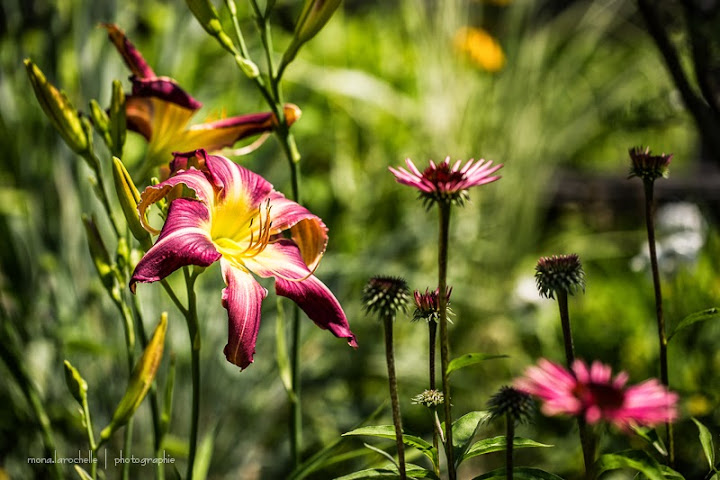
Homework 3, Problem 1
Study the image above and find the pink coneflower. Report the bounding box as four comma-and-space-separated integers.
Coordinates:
515, 359, 678, 430
628, 146, 672, 182
389, 157, 502, 207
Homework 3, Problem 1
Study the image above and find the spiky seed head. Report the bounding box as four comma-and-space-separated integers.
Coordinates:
412, 287, 452, 323
487, 386, 535, 424
628, 146, 672, 182
363, 276, 410, 319
535, 254, 585, 299
411, 389, 445, 408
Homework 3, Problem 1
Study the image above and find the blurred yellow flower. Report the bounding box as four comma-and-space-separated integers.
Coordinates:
454, 27, 506, 72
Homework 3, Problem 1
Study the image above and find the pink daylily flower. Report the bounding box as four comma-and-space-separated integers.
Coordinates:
103, 24, 301, 173
130, 149, 357, 369
515, 358, 678, 430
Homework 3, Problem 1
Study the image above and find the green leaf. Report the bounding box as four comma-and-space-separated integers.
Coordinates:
362, 443, 398, 467
472, 467, 565, 480
290, 402, 386, 480
275, 298, 295, 402
335, 463, 439, 479
192, 429, 215, 480
449, 410, 491, 468
594, 450, 665, 480
668, 308, 720, 341
692, 417, 715, 470
659, 465, 686, 480
73, 465, 93, 480
343, 425, 437, 466
447, 353, 509, 376
631, 425, 668, 456
461, 436, 553, 462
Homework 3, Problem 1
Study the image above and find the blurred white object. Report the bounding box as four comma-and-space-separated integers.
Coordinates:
630, 202, 707, 273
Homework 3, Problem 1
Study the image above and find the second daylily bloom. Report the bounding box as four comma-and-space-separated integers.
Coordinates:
103, 24, 301, 176
130, 149, 356, 369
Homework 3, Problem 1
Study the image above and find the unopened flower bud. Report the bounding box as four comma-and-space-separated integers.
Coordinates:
186, 0, 237, 54
112, 157, 151, 248
63, 360, 88, 406
109, 80, 126, 158
363, 276, 410, 320
535, 254, 585, 299
281, 0, 341, 72
487, 386, 534, 424
25, 59, 88, 154
235, 55, 260, 79
89, 99, 111, 141
628, 146, 672, 183
100, 313, 167, 442
82, 215, 115, 291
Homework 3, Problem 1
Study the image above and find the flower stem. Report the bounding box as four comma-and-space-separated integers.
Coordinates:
428, 321, 439, 475
290, 305, 302, 467
556, 290, 594, 477
642, 179, 674, 465
505, 413, 514, 480
556, 291, 575, 366
184, 268, 202, 480
383, 315, 406, 480
437, 201, 455, 480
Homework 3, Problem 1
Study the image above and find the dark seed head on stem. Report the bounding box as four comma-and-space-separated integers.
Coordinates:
363, 276, 410, 320
628, 146, 672, 182
412, 287, 452, 323
535, 254, 585, 299
487, 386, 534, 425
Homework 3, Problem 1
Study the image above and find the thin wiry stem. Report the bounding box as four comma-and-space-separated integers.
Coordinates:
437, 201, 455, 480
643, 179, 674, 465
556, 290, 594, 478
184, 268, 202, 480
383, 315, 406, 480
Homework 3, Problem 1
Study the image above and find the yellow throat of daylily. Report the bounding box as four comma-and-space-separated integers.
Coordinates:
211, 198, 274, 270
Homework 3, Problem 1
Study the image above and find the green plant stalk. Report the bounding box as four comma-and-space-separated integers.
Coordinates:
0, 326, 64, 480
437, 201, 455, 480
383, 315, 406, 480
642, 179, 674, 465
83, 398, 98, 479
83, 151, 121, 237
184, 268, 202, 480
505, 413, 514, 480
556, 290, 594, 477
227, 2, 303, 465
428, 321, 439, 476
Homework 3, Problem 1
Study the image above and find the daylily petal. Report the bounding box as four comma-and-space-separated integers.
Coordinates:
103, 23, 156, 78
179, 103, 302, 154
137, 167, 216, 234
242, 239, 357, 347
267, 190, 328, 270
243, 239, 312, 281
130, 199, 220, 291
202, 151, 273, 208
221, 260, 268, 369
275, 274, 357, 349
130, 77, 202, 112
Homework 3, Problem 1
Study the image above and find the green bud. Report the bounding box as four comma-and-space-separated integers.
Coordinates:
63, 360, 88, 406
234, 55, 260, 79
82, 215, 115, 291
281, 0, 341, 70
112, 157, 151, 248
186, 0, 237, 54
109, 80, 127, 158
100, 313, 168, 442
24, 59, 88, 154
89, 99, 111, 142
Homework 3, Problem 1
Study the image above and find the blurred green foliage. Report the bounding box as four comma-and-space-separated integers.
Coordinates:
1, 0, 717, 478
